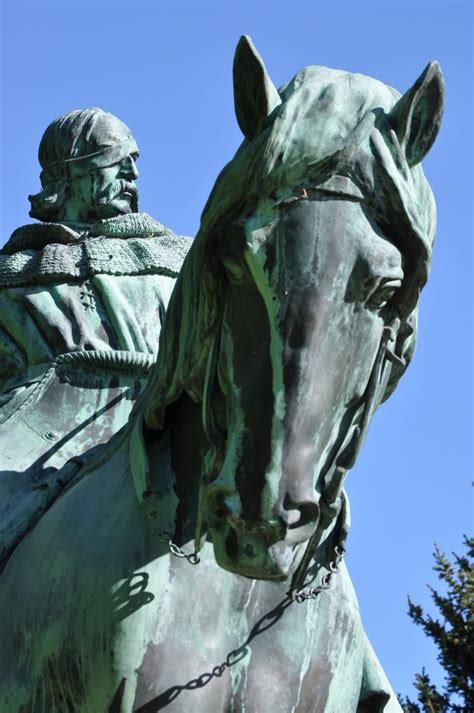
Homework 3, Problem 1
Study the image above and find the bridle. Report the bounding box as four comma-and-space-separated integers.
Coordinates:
154, 185, 410, 596
158, 313, 405, 603
288, 316, 404, 601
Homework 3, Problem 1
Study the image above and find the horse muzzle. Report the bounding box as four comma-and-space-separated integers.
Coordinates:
203, 489, 320, 580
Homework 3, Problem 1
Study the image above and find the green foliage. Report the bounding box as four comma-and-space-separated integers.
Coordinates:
400, 537, 474, 713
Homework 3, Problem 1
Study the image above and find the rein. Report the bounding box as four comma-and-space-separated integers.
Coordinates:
288, 317, 403, 601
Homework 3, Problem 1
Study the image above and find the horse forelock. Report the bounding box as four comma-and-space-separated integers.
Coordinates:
202, 65, 434, 244
144, 66, 437, 428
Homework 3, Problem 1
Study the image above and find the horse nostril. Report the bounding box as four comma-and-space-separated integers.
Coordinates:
280, 496, 319, 529
206, 488, 238, 523
294, 502, 319, 529
284, 509, 301, 527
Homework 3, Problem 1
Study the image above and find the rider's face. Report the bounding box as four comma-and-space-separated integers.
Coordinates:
72, 151, 140, 221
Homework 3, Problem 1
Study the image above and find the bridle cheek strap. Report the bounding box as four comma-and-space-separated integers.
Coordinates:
288, 317, 401, 600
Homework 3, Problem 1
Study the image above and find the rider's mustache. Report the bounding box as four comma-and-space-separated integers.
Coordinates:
96, 179, 138, 206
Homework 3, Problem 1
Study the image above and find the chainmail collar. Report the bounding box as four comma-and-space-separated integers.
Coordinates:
2, 213, 173, 255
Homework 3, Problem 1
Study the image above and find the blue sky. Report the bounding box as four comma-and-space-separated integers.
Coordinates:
1, 0, 472, 702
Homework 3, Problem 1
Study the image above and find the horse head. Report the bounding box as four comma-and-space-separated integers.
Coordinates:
144, 37, 444, 584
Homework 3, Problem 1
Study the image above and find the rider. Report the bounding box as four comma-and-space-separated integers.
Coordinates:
0, 108, 190, 567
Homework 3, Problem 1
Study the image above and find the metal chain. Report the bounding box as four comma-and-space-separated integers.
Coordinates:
158, 525, 345, 595
293, 544, 346, 603
157, 530, 201, 565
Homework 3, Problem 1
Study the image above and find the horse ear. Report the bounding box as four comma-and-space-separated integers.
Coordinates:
388, 61, 445, 167
233, 35, 282, 141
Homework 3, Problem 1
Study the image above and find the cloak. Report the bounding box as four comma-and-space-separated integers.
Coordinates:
0, 212, 190, 566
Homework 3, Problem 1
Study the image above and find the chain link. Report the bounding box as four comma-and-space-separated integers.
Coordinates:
293, 544, 346, 603
158, 527, 346, 591
158, 531, 201, 565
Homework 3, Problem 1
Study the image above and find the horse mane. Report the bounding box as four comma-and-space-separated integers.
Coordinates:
144, 65, 437, 429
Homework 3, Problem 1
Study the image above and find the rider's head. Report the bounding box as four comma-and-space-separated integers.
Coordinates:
29, 108, 140, 224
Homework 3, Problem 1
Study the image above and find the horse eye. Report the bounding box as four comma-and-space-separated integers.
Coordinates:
366, 280, 401, 310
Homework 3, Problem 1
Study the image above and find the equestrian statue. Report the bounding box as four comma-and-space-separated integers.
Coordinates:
0, 36, 444, 712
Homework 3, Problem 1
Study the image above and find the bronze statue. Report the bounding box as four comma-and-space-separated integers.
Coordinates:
0, 37, 444, 712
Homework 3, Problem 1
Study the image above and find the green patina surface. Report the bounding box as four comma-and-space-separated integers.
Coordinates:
0, 37, 443, 712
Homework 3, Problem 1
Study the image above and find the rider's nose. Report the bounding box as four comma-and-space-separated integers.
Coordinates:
119, 157, 139, 180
